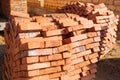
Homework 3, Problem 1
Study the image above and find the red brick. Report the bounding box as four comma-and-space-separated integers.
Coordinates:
80, 38, 94, 45
76, 50, 92, 58
39, 56, 49, 62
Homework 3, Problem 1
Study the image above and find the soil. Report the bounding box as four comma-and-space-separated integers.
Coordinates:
0, 24, 120, 80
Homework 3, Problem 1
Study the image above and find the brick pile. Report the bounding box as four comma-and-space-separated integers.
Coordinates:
58, 2, 119, 56
1, 0, 28, 17
3, 13, 100, 80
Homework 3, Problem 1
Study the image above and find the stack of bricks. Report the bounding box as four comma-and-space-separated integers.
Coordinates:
58, 1, 119, 56
1, 0, 28, 18
3, 13, 100, 80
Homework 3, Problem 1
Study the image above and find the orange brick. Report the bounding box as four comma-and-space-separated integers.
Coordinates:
51, 60, 65, 66
42, 29, 64, 37
52, 48, 59, 54
63, 34, 87, 44
86, 42, 100, 49
45, 40, 62, 47
39, 66, 62, 75
72, 57, 84, 65
68, 68, 82, 76
94, 37, 101, 42
80, 38, 94, 45
61, 75, 70, 80
90, 58, 98, 63
20, 41, 45, 51
25, 70, 40, 77
49, 72, 65, 79
18, 22, 41, 32
20, 62, 50, 71
62, 52, 71, 58
39, 56, 49, 62
58, 45, 68, 53
22, 56, 39, 64
76, 50, 92, 58
48, 54, 62, 61
92, 46, 100, 52
89, 53, 99, 59
75, 61, 91, 69
87, 32, 97, 38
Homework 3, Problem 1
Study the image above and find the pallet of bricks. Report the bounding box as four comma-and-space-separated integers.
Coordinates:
2, 1, 118, 80
58, 1, 119, 56
3, 13, 101, 80
1, 0, 28, 17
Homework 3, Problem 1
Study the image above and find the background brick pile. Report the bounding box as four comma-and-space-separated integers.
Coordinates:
2, 13, 102, 80
58, 2, 119, 56
27, 0, 120, 21
1, 0, 28, 17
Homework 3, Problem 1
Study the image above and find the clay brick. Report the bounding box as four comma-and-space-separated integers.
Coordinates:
72, 57, 84, 65
82, 66, 90, 71
52, 48, 59, 54
75, 61, 91, 69
49, 72, 65, 79
19, 41, 45, 51
42, 29, 64, 37
89, 53, 99, 59
18, 22, 42, 32
51, 60, 65, 66
86, 42, 100, 49
81, 71, 90, 77
25, 70, 40, 77
62, 52, 71, 58
94, 37, 101, 42
39, 56, 49, 62
68, 68, 82, 76
39, 66, 62, 75
58, 45, 68, 53
76, 50, 92, 58
61, 75, 70, 80
20, 62, 50, 70
22, 56, 39, 64
48, 54, 62, 61
92, 47, 100, 52
70, 74, 81, 80
87, 32, 97, 38
80, 38, 94, 45
90, 58, 98, 63
45, 40, 62, 48
63, 34, 87, 44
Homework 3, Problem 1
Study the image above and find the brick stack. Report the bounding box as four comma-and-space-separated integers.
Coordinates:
1, 0, 28, 17
58, 1, 119, 56
3, 13, 100, 80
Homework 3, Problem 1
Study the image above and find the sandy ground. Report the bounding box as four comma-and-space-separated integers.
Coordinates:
0, 24, 120, 80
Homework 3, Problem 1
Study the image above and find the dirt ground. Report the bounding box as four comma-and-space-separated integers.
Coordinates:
0, 24, 120, 80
